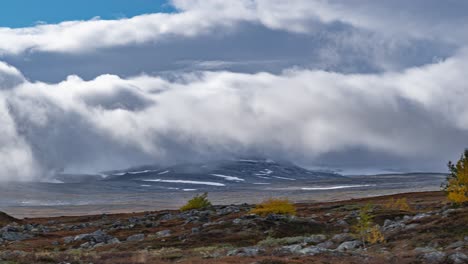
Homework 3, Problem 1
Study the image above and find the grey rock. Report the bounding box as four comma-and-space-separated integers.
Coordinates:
336, 219, 349, 227
449, 252, 468, 264
465, 236, 468, 242
191, 227, 200, 234
93, 242, 106, 248
160, 213, 174, 221
415, 247, 437, 253
74, 233, 88, 241
280, 244, 303, 254
332, 233, 353, 243
299, 246, 328, 255
413, 213, 431, 220
80, 242, 92, 249
1, 226, 19, 232
423, 251, 446, 263
127, 234, 145, 242
442, 209, 458, 217
23, 224, 33, 232
404, 223, 420, 230
216, 206, 240, 216
63, 236, 74, 244
265, 214, 289, 222
227, 246, 264, 257
316, 240, 334, 249
0, 250, 27, 260
89, 230, 108, 243
2, 232, 33, 241
337, 240, 363, 251
156, 230, 171, 237
304, 234, 327, 244
107, 237, 121, 244
74, 230, 116, 244
447, 241, 465, 249
383, 219, 406, 231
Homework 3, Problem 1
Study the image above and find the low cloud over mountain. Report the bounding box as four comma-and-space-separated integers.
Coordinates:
0, 0, 467, 181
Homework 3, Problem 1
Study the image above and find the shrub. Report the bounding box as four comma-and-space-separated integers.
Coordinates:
180, 193, 212, 211
353, 204, 385, 247
384, 198, 411, 211
367, 225, 385, 244
250, 198, 296, 216
443, 150, 468, 205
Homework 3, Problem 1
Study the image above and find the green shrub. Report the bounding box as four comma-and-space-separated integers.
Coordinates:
180, 193, 212, 211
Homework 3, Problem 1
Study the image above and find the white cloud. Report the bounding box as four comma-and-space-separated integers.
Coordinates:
0, 0, 466, 56
1, 47, 467, 180
0, 1, 467, 181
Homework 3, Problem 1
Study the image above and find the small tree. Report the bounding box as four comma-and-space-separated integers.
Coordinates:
443, 150, 468, 205
180, 193, 212, 211
353, 204, 384, 247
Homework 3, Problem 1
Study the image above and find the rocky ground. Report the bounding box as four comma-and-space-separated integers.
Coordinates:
0, 191, 467, 264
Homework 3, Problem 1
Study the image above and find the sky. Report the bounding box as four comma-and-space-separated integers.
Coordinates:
1, 0, 468, 181
0, 0, 173, 28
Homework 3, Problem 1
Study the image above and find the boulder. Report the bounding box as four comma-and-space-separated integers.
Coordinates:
449, 252, 468, 264
227, 246, 264, 257
446, 241, 465, 250
316, 240, 334, 249
413, 213, 431, 220
126, 234, 145, 242
63, 236, 74, 244
280, 244, 302, 254
191, 227, 200, 234
299, 246, 328, 255
2, 232, 32, 241
156, 230, 171, 238
331, 233, 354, 243
422, 251, 446, 264
337, 240, 362, 252
73, 230, 115, 244
304, 234, 327, 244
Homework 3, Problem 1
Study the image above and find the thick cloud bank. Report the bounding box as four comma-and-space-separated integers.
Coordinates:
1, 49, 468, 180
0, 1, 467, 181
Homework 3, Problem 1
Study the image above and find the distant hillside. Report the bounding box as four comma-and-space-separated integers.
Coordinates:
101, 159, 345, 187
0, 211, 17, 225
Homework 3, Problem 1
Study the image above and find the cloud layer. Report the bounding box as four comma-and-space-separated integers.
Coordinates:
0, 1, 467, 180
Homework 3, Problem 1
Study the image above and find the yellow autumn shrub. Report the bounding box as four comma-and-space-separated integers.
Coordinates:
251, 198, 296, 216
384, 198, 411, 211
444, 150, 468, 205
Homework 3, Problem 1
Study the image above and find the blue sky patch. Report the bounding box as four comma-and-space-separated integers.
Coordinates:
0, 0, 173, 28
